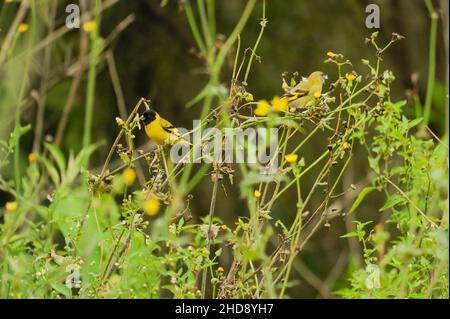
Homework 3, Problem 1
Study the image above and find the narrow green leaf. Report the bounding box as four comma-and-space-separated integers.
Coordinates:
41, 157, 60, 186
347, 186, 376, 215
379, 194, 406, 211
9, 124, 31, 149
407, 117, 423, 129
45, 143, 66, 175
75, 143, 101, 168
340, 231, 359, 238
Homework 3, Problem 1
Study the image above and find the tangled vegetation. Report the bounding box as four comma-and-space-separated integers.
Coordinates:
0, 0, 448, 299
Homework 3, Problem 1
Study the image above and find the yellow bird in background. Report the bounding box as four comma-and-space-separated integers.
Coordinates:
282, 71, 327, 110
141, 109, 190, 145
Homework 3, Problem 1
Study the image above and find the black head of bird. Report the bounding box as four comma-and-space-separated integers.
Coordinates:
309, 71, 327, 82
141, 109, 157, 125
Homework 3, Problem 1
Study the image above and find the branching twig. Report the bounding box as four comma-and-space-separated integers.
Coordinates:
201, 163, 219, 298
382, 175, 439, 228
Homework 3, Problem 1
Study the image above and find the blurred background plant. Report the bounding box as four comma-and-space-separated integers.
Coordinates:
0, 0, 448, 298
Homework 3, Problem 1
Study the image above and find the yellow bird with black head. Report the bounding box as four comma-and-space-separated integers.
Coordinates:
141, 109, 190, 145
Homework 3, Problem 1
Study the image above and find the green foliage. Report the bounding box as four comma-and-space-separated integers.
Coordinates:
0, 1, 448, 300
338, 81, 449, 299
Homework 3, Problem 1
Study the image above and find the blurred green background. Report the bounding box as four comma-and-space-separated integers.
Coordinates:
0, 0, 448, 298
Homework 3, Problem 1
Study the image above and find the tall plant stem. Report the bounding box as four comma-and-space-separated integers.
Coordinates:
201, 163, 219, 298
82, 0, 101, 166
244, 0, 266, 83
422, 0, 438, 129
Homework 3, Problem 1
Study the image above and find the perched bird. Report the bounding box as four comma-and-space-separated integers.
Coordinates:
282, 71, 327, 110
141, 109, 190, 145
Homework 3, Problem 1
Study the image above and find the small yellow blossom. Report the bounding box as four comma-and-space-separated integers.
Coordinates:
374, 223, 383, 233
313, 92, 322, 99
18, 23, 28, 33
271, 96, 288, 112
122, 167, 136, 186
245, 93, 254, 102
83, 20, 97, 33
28, 152, 37, 163
5, 201, 17, 212
115, 117, 125, 127
326, 51, 335, 58
221, 224, 228, 230
254, 100, 270, 117
345, 73, 356, 82
217, 266, 224, 273
254, 190, 261, 198
144, 196, 160, 217
284, 153, 298, 163
342, 142, 351, 150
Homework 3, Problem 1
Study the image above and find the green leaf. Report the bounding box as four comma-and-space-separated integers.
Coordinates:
273, 118, 305, 132
347, 186, 376, 215
49, 280, 71, 298
74, 143, 101, 169
41, 157, 60, 186
45, 143, 66, 175
390, 166, 406, 176
355, 220, 372, 231
178, 217, 185, 228
9, 124, 31, 149
185, 83, 211, 108
379, 193, 406, 211
241, 171, 289, 187
407, 117, 423, 129
368, 156, 380, 174
119, 152, 131, 166
340, 231, 359, 239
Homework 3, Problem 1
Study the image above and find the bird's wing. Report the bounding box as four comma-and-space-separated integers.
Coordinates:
282, 89, 309, 100
308, 82, 323, 95
159, 117, 182, 136
282, 80, 311, 100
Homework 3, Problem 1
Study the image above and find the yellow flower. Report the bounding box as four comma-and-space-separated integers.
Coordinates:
28, 152, 37, 163
5, 201, 17, 212
144, 196, 160, 217
122, 167, 136, 186
221, 224, 228, 230
326, 51, 335, 58
342, 142, 351, 149
271, 96, 288, 112
284, 153, 298, 164
245, 93, 254, 102
83, 20, 97, 33
374, 223, 383, 233
254, 190, 261, 198
254, 100, 270, 117
18, 23, 28, 33
345, 73, 356, 82
313, 92, 322, 99
115, 117, 125, 127
217, 267, 224, 273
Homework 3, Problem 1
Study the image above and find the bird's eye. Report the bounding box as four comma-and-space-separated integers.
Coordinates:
142, 109, 156, 124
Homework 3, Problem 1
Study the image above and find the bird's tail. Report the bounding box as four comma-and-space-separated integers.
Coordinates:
169, 135, 192, 146
177, 139, 193, 146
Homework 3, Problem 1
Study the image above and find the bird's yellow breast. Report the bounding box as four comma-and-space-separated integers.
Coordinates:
145, 117, 170, 145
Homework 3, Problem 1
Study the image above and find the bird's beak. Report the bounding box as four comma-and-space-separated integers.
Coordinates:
139, 115, 144, 121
